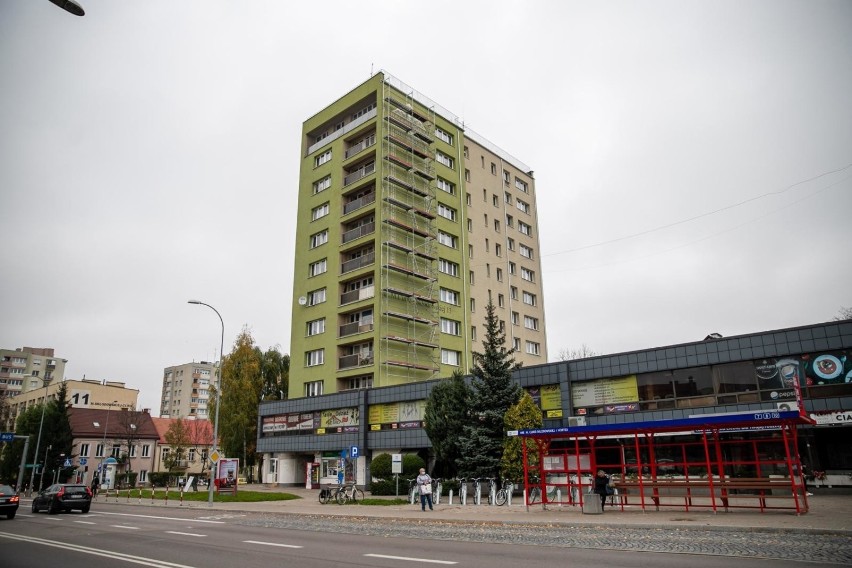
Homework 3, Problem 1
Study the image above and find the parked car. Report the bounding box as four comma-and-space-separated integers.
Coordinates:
31, 484, 92, 514
0, 484, 20, 519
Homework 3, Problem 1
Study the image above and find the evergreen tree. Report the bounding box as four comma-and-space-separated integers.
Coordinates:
457, 300, 521, 478
259, 346, 289, 401
500, 391, 543, 481
424, 370, 471, 478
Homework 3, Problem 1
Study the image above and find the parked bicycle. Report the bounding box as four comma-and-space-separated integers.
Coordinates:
318, 485, 333, 504
495, 479, 514, 506
527, 476, 562, 504
485, 477, 497, 505
471, 477, 482, 505
335, 481, 364, 505
456, 477, 468, 504
407, 478, 419, 505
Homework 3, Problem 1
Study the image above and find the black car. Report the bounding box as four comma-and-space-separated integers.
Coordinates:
32, 484, 92, 514
0, 484, 20, 519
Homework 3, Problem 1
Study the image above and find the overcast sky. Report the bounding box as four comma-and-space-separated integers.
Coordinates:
1, 1, 850, 414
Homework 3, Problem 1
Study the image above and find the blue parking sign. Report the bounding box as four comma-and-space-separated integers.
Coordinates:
350, 446, 359, 459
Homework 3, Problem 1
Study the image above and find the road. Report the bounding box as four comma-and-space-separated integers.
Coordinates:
0, 502, 847, 567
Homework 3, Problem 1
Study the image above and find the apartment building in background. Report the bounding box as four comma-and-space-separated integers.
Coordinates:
160, 361, 216, 419
0, 346, 67, 399
289, 71, 547, 398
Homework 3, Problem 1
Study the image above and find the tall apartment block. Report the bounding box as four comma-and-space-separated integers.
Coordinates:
0, 346, 67, 399
160, 361, 216, 419
289, 72, 547, 398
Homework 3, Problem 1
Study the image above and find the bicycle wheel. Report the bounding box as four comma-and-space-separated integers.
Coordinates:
318, 489, 330, 505
352, 488, 365, 502
495, 489, 508, 506
529, 487, 540, 504
336, 490, 349, 505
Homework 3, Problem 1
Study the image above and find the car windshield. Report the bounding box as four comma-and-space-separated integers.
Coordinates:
0, 485, 14, 494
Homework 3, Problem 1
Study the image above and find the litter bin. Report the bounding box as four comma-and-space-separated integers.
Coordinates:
582, 497, 603, 514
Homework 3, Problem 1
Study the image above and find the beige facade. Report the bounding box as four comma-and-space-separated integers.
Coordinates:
160, 361, 216, 419
0, 346, 67, 398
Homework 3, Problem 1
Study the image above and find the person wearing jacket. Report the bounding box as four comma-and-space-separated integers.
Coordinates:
416, 468, 433, 511
593, 469, 611, 509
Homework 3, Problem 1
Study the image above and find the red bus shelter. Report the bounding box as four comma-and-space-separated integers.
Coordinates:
516, 410, 812, 514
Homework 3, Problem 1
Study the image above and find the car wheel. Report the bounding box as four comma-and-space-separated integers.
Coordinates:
48, 500, 58, 515
32, 502, 39, 513
7, 511, 15, 519
81, 505, 90, 514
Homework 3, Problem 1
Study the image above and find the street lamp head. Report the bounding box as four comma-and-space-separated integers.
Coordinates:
188, 300, 202, 305
49, 0, 85, 16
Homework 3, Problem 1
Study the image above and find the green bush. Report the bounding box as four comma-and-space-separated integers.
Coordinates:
369, 479, 397, 495
371, 453, 392, 479
370, 453, 425, 481
402, 453, 425, 477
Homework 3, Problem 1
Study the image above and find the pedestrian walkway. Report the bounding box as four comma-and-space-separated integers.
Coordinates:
160, 484, 850, 534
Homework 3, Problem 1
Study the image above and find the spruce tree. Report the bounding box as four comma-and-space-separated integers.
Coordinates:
424, 370, 471, 478
457, 300, 521, 479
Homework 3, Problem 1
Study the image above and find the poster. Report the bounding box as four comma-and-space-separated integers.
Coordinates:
571, 375, 639, 407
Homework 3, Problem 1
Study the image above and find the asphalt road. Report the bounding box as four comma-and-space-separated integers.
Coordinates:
0, 503, 849, 567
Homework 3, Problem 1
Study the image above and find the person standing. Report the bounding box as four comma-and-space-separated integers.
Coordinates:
416, 468, 433, 511
91, 475, 99, 497
593, 469, 611, 509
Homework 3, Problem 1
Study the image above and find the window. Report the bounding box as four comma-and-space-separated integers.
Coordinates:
308, 288, 327, 306
526, 341, 541, 355
491, 162, 497, 175
311, 202, 329, 221
463, 146, 469, 158
498, 293, 505, 308
438, 258, 459, 276
438, 231, 458, 248
509, 261, 516, 274
436, 177, 455, 195
437, 203, 456, 221
506, 215, 514, 228
520, 244, 534, 259
129, 445, 137, 457
523, 291, 537, 306
496, 267, 503, 281
441, 349, 461, 366
465, 169, 470, 182
142, 444, 150, 458
470, 298, 476, 312
524, 316, 539, 330
305, 380, 324, 397
469, 270, 475, 284
507, 238, 515, 251
468, 244, 473, 258
485, 238, 489, 252
495, 244, 502, 257
80, 443, 90, 457
139, 470, 148, 483
471, 326, 477, 341
518, 221, 532, 236
441, 318, 461, 335
484, 213, 488, 227
511, 312, 519, 325
310, 230, 328, 248
513, 337, 521, 352
309, 258, 327, 277
494, 219, 501, 232
505, 192, 513, 204
493, 194, 499, 207
467, 218, 473, 232
313, 175, 331, 194
521, 267, 535, 282
96, 443, 105, 458
515, 177, 528, 193
351, 102, 376, 120
440, 287, 460, 305
305, 349, 324, 367
435, 126, 453, 145
510, 286, 518, 300
436, 151, 454, 169
315, 150, 332, 167
516, 199, 530, 214
306, 318, 325, 336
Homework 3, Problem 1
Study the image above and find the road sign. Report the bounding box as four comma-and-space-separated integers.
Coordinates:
350, 445, 359, 459
79, 458, 88, 466
63, 459, 72, 467
210, 449, 221, 464
0, 432, 14, 442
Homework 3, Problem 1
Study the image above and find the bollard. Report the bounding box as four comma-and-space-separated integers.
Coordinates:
164, 485, 169, 506
126, 489, 130, 503
179, 489, 184, 507
448, 489, 454, 505
556, 488, 562, 507
151, 487, 155, 504
138, 488, 142, 504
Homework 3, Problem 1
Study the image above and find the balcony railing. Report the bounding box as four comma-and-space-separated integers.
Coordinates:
340, 285, 375, 305
345, 135, 376, 159
344, 162, 375, 186
338, 352, 374, 370
341, 252, 375, 274
307, 108, 377, 155
343, 192, 375, 215
338, 321, 374, 338
342, 222, 375, 244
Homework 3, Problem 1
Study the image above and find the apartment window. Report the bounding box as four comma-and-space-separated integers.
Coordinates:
492, 194, 499, 207
511, 312, 519, 326
468, 244, 473, 258
507, 238, 515, 251
484, 213, 488, 227
520, 244, 534, 259
498, 293, 505, 308
499, 320, 506, 332
463, 146, 469, 158
486, 263, 490, 277
506, 215, 514, 228
139, 470, 148, 483
306, 318, 325, 336
313, 175, 331, 194
515, 177, 528, 193
305, 380, 324, 397
485, 238, 489, 252
438, 231, 458, 248
437, 177, 456, 195
307, 287, 327, 306
505, 192, 513, 204
142, 444, 150, 458
438, 258, 459, 276
491, 162, 497, 175
96, 443, 105, 458
482, 189, 487, 202
315, 150, 332, 167
129, 445, 137, 458
470, 298, 476, 312
467, 218, 473, 232
516, 199, 530, 214
526, 341, 541, 355
523, 291, 537, 306
509, 261, 516, 275
351, 102, 376, 120
510, 286, 518, 300
441, 349, 461, 366
481, 156, 485, 168
465, 169, 470, 182
441, 318, 461, 336
310, 230, 328, 249
436, 151, 454, 169
496, 267, 503, 281
435, 126, 453, 145
513, 337, 521, 352
494, 219, 501, 232
495, 244, 502, 257
437, 203, 457, 221
309, 258, 327, 277
311, 202, 330, 221
469, 270, 475, 284
521, 267, 535, 282
440, 287, 460, 305
518, 221, 532, 236
471, 326, 477, 341
305, 349, 324, 367
524, 316, 539, 330
80, 443, 90, 457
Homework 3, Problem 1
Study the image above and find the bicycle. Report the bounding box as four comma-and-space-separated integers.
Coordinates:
485, 477, 497, 505
318, 485, 333, 504
407, 478, 419, 505
335, 482, 364, 505
495, 479, 514, 506
472, 477, 482, 505
456, 477, 468, 505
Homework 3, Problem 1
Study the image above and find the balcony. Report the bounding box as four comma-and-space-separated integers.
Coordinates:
345, 135, 376, 159
343, 192, 375, 215
307, 108, 377, 155
342, 222, 375, 244
341, 252, 375, 274
340, 285, 374, 305
338, 321, 374, 338
344, 162, 375, 186
338, 352, 374, 370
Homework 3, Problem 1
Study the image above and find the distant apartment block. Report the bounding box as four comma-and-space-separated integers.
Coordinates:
0, 346, 67, 398
160, 361, 217, 419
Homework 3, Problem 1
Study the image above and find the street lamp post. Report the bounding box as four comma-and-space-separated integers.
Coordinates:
27, 378, 51, 497
99, 401, 117, 489
188, 300, 224, 506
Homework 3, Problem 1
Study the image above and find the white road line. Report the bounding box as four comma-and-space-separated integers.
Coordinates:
243, 540, 303, 549
112, 525, 140, 530
165, 531, 207, 537
74, 520, 97, 525
96, 511, 225, 524
364, 553, 457, 565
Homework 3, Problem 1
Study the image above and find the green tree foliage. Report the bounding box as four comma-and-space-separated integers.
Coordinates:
370, 452, 425, 480
457, 300, 521, 479
424, 370, 470, 479
163, 418, 191, 471
259, 347, 289, 401
500, 391, 543, 481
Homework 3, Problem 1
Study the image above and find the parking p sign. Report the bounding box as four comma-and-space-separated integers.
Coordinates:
350, 445, 359, 459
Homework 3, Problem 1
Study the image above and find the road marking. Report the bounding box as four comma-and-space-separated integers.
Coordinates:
243, 540, 303, 549
0, 531, 197, 567
111, 525, 140, 530
96, 511, 226, 524
74, 520, 97, 525
166, 531, 207, 537
364, 554, 457, 565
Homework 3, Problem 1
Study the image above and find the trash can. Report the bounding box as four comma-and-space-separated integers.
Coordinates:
582, 497, 603, 514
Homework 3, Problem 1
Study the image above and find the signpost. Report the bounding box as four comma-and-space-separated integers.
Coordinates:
0, 432, 14, 443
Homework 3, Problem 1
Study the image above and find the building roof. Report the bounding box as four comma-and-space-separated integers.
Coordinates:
68, 407, 159, 440
150, 416, 213, 445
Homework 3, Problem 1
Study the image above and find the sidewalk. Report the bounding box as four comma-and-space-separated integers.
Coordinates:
162, 484, 851, 534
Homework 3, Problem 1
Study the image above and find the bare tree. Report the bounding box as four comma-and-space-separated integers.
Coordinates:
835, 306, 852, 321
558, 344, 600, 361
